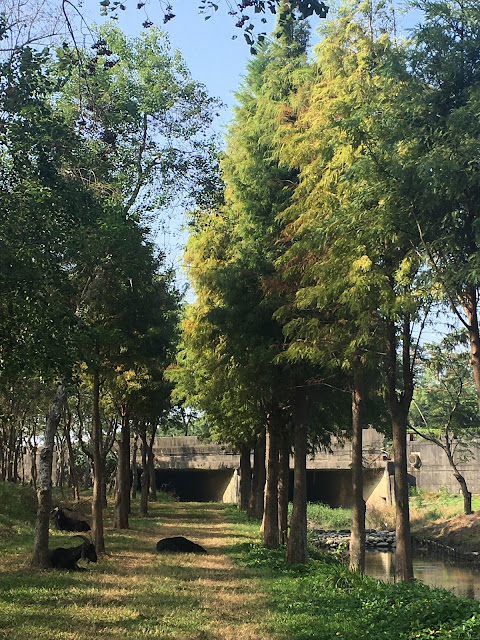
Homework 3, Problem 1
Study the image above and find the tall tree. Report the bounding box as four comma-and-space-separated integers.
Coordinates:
398, 0, 480, 413
409, 331, 479, 515
273, 1, 427, 579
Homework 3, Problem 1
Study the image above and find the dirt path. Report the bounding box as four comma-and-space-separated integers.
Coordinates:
119, 502, 274, 640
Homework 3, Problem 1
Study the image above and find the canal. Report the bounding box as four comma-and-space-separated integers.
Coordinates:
365, 551, 480, 600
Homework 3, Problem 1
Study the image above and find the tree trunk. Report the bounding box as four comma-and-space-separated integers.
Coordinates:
91, 368, 105, 553
64, 405, 80, 502
31, 382, 65, 568
456, 472, 472, 515
444, 447, 473, 515
464, 286, 480, 413
263, 410, 280, 549
30, 420, 38, 491
278, 428, 290, 545
83, 457, 92, 490
286, 386, 308, 565
350, 369, 366, 572
147, 426, 157, 502
114, 405, 130, 529
139, 429, 149, 517
30, 444, 38, 490
384, 316, 414, 583
248, 429, 266, 520
131, 435, 138, 500
391, 411, 413, 582
239, 444, 252, 512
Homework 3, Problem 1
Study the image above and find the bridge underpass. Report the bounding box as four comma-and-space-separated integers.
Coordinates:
150, 467, 386, 506
141, 431, 392, 508
153, 468, 236, 502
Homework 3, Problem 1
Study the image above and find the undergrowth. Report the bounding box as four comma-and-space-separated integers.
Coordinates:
229, 540, 480, 640
1, 483, 480, 640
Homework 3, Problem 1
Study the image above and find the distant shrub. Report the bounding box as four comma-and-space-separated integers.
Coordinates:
306, 502, 352, 530
0, 482, 37, 525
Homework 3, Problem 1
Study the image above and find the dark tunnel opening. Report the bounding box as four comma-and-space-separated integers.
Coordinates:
135, 467, 385, 507
152, 468, 234, 502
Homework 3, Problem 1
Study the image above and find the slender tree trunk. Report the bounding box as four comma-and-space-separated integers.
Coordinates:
30, 444, 38, 490
263, 410, 280, 549
286, 386, 308, 565
31, 382, 65, 568
455, 472, 472, 515
444, 447, 472, 515
384, 316, 414, 582
7, 422, 15, 481
464, 286, 480, 413
114, 405, 130, 529
147, 426, 157, 501
239, 444, 252, 512
92, 368, 105, 553
350, 368, 365, 572
278, 428, 290, 546
30, 420, 38, 490
57, 435, 69, 492
139, 429, 149, 517
64, 405, 80, 502
131, 435, 138, 500
83, 457, 92, 490
249, 429, 266, 520
0, 431, 4, 481
391, 410, 413, 582
13, 434, 20, 483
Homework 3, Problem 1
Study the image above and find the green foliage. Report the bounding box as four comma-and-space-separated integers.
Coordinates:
0, 43, 101, 383
306, 502, 352, 530
410, 488, 480, 514
58, 24, 222, 217
0, 483, 37, 536
410, 331, 479, 444
229, 538, 480, 640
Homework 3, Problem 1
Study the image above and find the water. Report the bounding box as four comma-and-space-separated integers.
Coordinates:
365, 551, 480, 600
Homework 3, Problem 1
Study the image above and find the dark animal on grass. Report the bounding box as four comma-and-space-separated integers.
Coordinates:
156, 536, 207, 554
48, 535, 98, 571
51, 506, 91, 532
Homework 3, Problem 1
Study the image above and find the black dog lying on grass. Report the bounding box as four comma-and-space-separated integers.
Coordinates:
156, 536, 207, 554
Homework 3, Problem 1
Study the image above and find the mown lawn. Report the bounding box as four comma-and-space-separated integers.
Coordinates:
1, 485, 480, 639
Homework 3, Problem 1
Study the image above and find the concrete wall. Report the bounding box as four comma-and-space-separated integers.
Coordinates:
406, 436, 480, 494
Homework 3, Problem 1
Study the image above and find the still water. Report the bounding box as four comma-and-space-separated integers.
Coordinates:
365, 551, 480, 601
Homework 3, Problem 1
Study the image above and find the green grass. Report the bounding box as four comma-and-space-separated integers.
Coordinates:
228, 540, 480, 640
306, 502, 352, 530
1, 483, 480, 640
410, 487, 480, 513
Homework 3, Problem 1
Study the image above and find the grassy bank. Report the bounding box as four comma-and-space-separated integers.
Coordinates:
0, 484, 479, 639
306, 490, 480, 551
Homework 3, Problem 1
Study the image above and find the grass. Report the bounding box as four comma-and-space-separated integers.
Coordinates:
231, 543, 480, 640
409, 488, 480, 519
307, 490, 480, 536
1, 484, 480, 639
305, 503, 352, 531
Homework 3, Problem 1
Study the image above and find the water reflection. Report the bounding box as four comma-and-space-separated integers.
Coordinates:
365, 551, 480, 600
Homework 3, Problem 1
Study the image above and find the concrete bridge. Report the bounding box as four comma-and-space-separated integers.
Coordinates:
149, 428, 480, 507
149, 428, 392, 507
